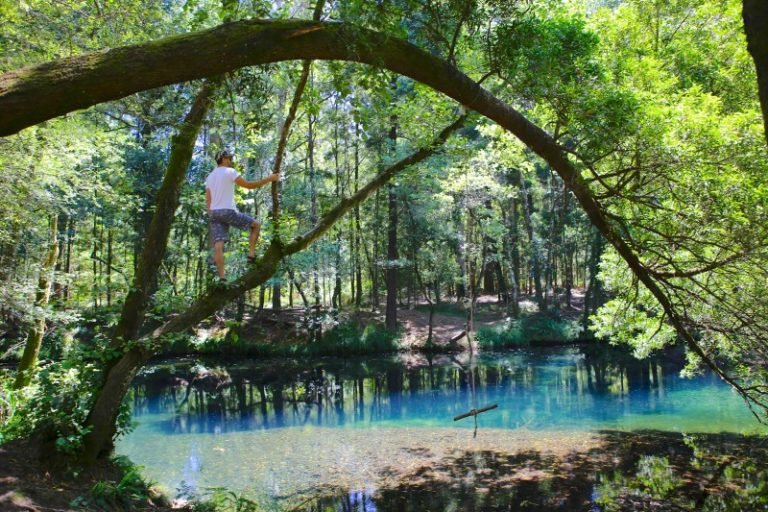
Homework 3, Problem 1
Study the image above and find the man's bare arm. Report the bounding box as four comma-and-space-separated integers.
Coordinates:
235, 174, 279, 190
205, 188, 212, 212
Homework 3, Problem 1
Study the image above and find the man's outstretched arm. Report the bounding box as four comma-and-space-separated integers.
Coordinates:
235, 173, 279, 190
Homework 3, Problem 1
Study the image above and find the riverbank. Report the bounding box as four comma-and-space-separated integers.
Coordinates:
0, 435, 172, 511
162, 292, 590, 359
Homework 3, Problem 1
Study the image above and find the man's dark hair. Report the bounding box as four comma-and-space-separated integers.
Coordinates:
215, 150, 233, 165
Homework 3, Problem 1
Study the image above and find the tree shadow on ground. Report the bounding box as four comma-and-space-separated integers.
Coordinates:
303, 430, 768, 512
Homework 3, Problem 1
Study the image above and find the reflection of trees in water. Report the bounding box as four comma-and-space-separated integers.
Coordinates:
127, 348, 686, 434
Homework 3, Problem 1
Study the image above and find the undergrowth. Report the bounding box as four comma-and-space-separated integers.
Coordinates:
173, 320, 401, 358
69, 456, 162, 510
476, 312, 583, 349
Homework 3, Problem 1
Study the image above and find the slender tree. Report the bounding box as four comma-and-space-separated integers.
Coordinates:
13, 215, 59, 389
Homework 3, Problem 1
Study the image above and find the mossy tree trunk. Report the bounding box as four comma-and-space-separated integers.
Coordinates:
13, 215, 59, 389
83, 80, 219, 461
743, 0, 768, 144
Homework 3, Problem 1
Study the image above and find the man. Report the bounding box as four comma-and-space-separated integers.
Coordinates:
205, 150, 279, 280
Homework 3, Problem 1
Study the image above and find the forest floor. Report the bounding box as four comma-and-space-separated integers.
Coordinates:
397, 290, 585, 350
237, 289, 588, 353
0, 436, 175, 511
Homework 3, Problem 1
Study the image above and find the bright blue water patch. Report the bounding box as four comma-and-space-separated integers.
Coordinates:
124, 347, 762, 435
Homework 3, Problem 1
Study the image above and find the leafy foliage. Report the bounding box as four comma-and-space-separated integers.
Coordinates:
476, 313, 582, 349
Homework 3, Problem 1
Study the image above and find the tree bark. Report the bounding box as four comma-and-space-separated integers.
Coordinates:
354, 121, 363, 308
385, 115, 399, 331
13, 215, 59, 389
52, 213, 67, 302
500, 199, 521, 318
518, 176, 544, 310
743, 0, 768, 144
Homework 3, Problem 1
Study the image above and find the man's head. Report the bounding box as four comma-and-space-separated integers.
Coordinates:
215, 150, 234, 166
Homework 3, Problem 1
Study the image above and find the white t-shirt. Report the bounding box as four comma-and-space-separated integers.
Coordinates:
205, 166, 240, 211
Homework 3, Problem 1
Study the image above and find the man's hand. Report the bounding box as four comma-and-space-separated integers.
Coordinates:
271, 173, 280, 182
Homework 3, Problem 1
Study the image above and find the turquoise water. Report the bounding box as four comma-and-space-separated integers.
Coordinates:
116, 347, 767, 509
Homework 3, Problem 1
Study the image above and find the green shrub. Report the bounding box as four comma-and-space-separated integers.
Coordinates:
476, 320, 525, 349
69, 456, 161, 510
311, 321, 401, 356
0, 336, 133, 456
595, 455, 682, 511
477, 313, 583, 350
190, 488, 262, 512
0, 370, 16, 443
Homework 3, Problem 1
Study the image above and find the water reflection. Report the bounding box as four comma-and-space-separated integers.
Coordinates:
128, 347, 759, 435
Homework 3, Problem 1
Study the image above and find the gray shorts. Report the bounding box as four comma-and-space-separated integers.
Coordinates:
209, 209, 257, 243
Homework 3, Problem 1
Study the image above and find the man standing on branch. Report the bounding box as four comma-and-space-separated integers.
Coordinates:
205, 150, 279, 280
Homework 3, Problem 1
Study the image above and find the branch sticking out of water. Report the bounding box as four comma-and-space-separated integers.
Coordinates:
453, 404, 498, 422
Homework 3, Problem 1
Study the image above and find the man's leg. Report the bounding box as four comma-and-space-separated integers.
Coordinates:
248, 222, 261, 259
213, 240, 226, 278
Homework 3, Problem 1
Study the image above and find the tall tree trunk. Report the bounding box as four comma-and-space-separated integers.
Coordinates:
453, 206, 467, 301
465, 210, 479, 354
53, 213, 67, 302
354, 121, 363, 307
371, 189, 381, 309
518, 176, 544, 310
582, 226, 605, 331
560, 185, 574, 309
92, 212, 99, 311
501, 202, 520, 318
308, 110, 322, 341
63, 216, 74, 303
13, 216, 59, 389
385, 115, 399, 331
743, 0, 768, 145
106, 228, 113, 307
332, 99, 343, 311
82, 80, 219, 462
